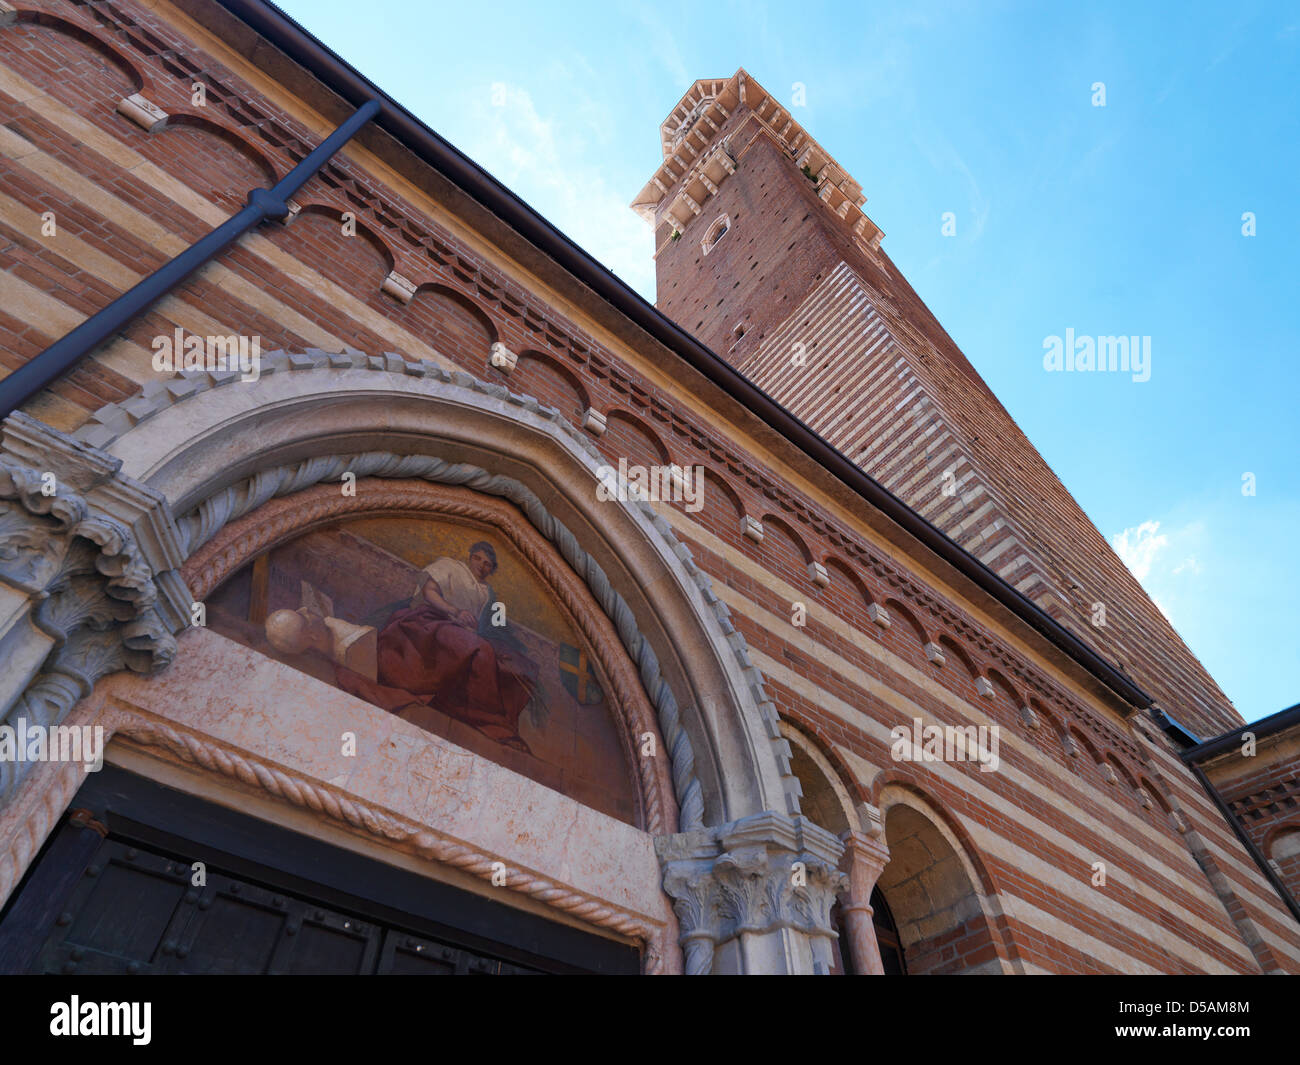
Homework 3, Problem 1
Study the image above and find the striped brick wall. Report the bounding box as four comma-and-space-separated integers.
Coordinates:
2, 8, 1296, 972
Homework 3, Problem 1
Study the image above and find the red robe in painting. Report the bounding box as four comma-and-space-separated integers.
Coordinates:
336, 605, 538, 749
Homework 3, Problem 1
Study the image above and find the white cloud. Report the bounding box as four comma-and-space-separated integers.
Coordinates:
1111, 520, 1167, 580
459, 81, 654, 295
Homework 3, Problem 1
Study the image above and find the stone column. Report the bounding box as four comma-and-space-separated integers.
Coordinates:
838, 828, 891, 975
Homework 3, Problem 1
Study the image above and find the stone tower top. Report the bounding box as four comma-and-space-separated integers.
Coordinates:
631, 68, 884, 253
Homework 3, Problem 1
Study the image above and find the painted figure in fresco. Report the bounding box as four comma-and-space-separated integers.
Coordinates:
334, 541, 540, 753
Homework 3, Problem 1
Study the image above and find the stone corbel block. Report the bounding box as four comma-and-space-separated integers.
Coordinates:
924, 641, 945, 667
975, 676, 995, 699
741, 515, 764, 543
380, 270, 417, 305
117, 93, 169, 133
278, 198, 302, 225
1018, 704, 1040, 730
1100, 763, 1119, 785
866, 602, 891, 629
581, 408, 606, 436
807, 561, 829, 588
856, 802, 885, 839
0, 2, 17, 26
488, 342, 518, 374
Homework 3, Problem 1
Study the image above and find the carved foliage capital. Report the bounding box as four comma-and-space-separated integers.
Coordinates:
657, 812, 848, 971
0, 415, 193, 805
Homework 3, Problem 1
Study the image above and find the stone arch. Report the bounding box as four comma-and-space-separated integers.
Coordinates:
873, 780, 1013, 974
76, 353, 796, 831
1265, 823, 1300, 856
513, 350, 589, 420
1265, 824, 1300, 878
779, 720, 857, 835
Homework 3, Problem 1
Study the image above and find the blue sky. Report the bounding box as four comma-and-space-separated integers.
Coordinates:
277, 0, 1298, 725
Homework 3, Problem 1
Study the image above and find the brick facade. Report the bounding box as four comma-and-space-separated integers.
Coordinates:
0, 3, 1296, 974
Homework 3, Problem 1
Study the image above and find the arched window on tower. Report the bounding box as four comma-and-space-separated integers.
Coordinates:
702, 214, 730, 254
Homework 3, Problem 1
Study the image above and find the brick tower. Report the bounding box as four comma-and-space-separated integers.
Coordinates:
633, 69, 1241, 740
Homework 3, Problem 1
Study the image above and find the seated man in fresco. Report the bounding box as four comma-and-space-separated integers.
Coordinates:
334, 541, 540, 754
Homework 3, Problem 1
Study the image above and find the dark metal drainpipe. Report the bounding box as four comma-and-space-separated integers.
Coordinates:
0, 98, 382, 419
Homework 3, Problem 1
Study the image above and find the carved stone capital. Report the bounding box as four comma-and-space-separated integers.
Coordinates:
0, 414, 193, 805
657, 810, 847, 973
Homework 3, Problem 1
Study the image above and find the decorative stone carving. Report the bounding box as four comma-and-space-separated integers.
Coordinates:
0, 414, 191, 807
807, 561, 829, 588
976, 675, 995, 698
925, 641, 946, 667
857, 801, 885, 839
1019, 704, 1040, 730
581, 408, 606, 435
741, 515, 764, 543
116, 93, 169, 132
488, 342, 518, 373
867, 601, 891, 629
657, 811, 846, 974
380, 270, 417, 304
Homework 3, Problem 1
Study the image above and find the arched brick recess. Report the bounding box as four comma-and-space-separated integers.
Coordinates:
137, 117, 279, 214
512, 349, 588, 420
405, 283, 497, 359
1, 13, 142, 113
601, 410, 671, 469
759, 514, 812, 591
272, 204, 393, 286
697, 466, 744, 535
